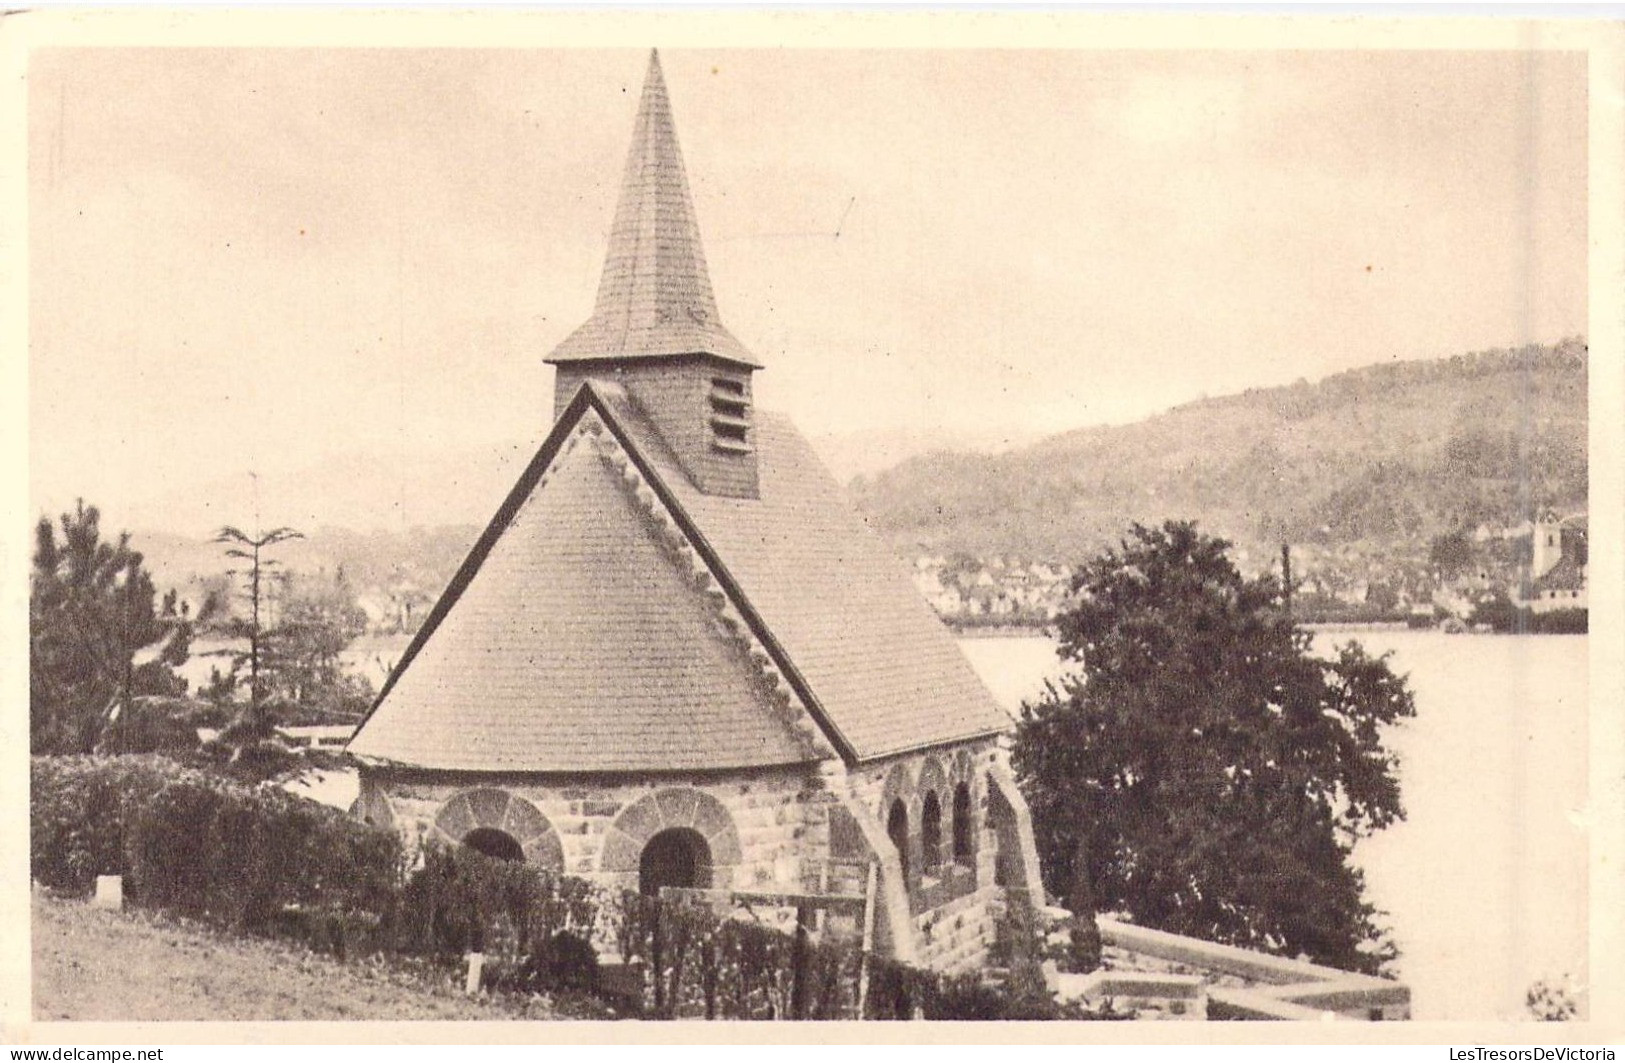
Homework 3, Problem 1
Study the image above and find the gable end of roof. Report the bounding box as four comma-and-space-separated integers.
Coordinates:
350, 380, 853, 765
355, 380, 604, 725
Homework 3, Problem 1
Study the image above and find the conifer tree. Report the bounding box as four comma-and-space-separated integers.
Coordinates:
30, 500, 185, 753
213, 524, 303, 728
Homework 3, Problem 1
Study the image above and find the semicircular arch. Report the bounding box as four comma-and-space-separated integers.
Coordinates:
917, 755, 949, 799
431, 788, 564, 872
599, 788, 741, 888
879, 760, 917, 821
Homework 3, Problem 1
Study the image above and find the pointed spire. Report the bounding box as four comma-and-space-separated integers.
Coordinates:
548, 50, 760, 368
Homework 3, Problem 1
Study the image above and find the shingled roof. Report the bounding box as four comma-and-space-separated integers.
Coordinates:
349, 381, 1013, 770
344, 398, 820, 772
597, 386, 1014, 760
547, 51, 759, 369
1532, 553, 1586, 593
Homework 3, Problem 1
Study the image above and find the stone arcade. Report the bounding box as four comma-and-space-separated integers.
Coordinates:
346, 51, 1045, 973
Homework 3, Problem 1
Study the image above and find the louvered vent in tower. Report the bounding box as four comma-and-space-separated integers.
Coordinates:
709, 376, 752, 454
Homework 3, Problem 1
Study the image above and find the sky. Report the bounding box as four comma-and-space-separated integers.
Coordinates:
27, 47, 1589, 534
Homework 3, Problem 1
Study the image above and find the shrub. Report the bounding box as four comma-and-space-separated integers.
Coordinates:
32, 754, 401, 949
864, 957, 938, 1019
261, 903, 387, 961
30, 755, 202, 893
125, 777, 401, 936
865, 957, 1129, 1020
95, 697, 212, 756
1527, 976, 1580, 1021
607, 891, 863, 1019
524, 931, 601, 994
388, 843, 599, 966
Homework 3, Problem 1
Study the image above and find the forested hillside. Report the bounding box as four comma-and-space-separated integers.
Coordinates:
849, 340, 1587, 561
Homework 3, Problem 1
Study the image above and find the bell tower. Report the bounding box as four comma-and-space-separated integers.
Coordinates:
546, 51, 762, 499
1531, 509, 1563, 580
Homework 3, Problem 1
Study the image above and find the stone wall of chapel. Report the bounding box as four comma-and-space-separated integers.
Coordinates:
358, 737, 1029, 976
358, 765, 831, 895
914, 884, 1007, 974
839, 737, 1013, 973
844, 738, 1004, 900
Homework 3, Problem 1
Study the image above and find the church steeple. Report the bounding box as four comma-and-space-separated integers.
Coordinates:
547, 50, 762, 500
547, 50, 758, 369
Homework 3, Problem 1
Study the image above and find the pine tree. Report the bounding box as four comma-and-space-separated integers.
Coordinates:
30, 500, 186, 753
260, 565, 373, 718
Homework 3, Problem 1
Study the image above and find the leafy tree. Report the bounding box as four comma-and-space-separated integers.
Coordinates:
1469, 589, 1526, 634
30, 500, 188, 754
1013, 521, 1415, 974
260, 566, 373, 719
1429, 531, 1477, 578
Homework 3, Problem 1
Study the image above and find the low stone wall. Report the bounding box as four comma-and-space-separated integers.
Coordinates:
1058, 971, 1207, 1021
915, 884, 1005, 974
1207, 989, 1340, 1021
1092, 917, 1412, 1021
838, 739, 1041, 975
1047, 913, 1412, 1021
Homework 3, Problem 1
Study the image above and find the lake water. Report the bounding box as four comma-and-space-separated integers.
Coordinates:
957, 629, 1589, 1022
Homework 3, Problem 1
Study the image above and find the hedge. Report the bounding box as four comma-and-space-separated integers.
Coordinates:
612, 891, 859, 1019
32, 755, 400, 952
126, 775, 400, 935
390, 842, 599, 966
31, 755, 209, 895
31, 755, 1119, 1019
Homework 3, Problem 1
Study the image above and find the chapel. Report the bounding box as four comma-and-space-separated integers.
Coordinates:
346, 50, 1045, 971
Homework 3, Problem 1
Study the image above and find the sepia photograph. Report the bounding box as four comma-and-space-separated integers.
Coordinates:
8, 12, 1622, 1043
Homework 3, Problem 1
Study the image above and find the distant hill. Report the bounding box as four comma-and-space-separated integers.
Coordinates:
108, 419, 1022, 539
805, 425, 1041, 482
848, 340, 1588, 563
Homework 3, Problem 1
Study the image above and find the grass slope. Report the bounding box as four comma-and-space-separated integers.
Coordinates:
31, 892, 579, 1022
850, 340, 1587, 560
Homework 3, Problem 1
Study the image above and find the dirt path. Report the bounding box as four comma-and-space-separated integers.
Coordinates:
32, 892, 571, 1022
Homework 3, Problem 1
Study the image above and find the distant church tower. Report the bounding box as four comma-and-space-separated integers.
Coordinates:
1531, 509, 1563, 581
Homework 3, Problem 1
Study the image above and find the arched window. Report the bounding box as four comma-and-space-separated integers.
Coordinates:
921, 791, 943, 872
887, 799, 910, 883
952, 783, 973, 865
639, 827, 712, 897
463, 827, 525, 862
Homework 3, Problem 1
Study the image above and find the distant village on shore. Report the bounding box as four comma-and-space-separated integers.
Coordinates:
910, 508, 1587, 634
144, 501, 1588, 717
